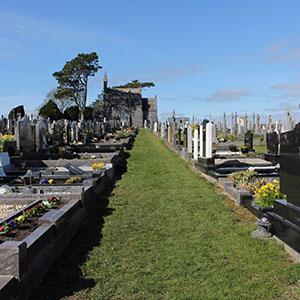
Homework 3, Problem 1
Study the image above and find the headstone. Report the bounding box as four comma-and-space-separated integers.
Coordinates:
223, 112, 227, 133
161, 123, 166, 140
187, 125, 192, 154
266, 132, 279, 155
199, 124, 204, 157
255, 113, 260, 134
35, 118, 48, 152
283, 109, 294, 132
212, 123, 217, 144
193, 128, 199, 160
267, 123, 300, 252
16, 116, 35, 153
244, 114, 248, 133
52, 121, 64, 146
244, 131, 253, 150
167, 124, 172, 144
205, 122, 213, 158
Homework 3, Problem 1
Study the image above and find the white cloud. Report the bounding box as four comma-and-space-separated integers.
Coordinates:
203, 89, 251, 102
271, 82, 300, 91
270, 82, 300, 101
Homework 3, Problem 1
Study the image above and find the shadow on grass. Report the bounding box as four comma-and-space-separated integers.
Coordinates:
31, 160, 129, 300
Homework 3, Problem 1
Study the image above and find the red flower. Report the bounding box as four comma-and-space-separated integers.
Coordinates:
0, 226, 4, 232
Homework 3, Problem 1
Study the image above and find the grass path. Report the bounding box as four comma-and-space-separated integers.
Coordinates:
78, 129, 300, 299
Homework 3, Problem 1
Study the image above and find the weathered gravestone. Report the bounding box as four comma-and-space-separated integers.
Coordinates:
52, 121, 64, 146
267, 123, 300, 253
35, 118, 48, 152
16, 116, 35, 153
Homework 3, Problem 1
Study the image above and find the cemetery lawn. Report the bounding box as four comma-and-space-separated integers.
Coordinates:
78, 129, 300, 300
254, 144, 267, 154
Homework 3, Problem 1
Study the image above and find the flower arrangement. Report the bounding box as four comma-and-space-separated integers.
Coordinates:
0, 134, 16, 142
64, 176, 82, 184
39, 178, 54, 185
0, 134, 16, 151
91, 162, 105, 170
229, 170, 266, 194
0, 196, 62, 235
253, 180, 285, 208
115, 128, 133, 140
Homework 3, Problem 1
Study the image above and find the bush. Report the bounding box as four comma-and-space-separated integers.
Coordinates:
253, 180, 286, 207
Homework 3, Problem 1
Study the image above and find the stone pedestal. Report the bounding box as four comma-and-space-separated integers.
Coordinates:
196, 157, 215, 173
264, 153, 280, 164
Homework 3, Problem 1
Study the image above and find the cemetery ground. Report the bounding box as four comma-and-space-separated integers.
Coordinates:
34, 129, 300, 300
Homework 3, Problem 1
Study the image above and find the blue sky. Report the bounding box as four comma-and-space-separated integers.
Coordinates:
1, 1, 300, 122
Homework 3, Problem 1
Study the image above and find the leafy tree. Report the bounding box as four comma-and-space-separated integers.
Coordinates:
63, 105, 80, 121
44, 89, 72, 113
39, 100, 63, 120
53, 52, 102, 120
93, 89, 141, 123
113, 80, 155, 89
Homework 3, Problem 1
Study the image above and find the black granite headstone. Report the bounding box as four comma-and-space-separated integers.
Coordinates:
267, 122, 300, 252
244, 131, 253, 150
266, 132, 279, 155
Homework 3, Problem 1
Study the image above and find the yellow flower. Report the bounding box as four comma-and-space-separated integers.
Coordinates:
91, 162, 105, 170
15, 215, 26, 223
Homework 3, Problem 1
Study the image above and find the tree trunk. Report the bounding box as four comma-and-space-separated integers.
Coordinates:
81, 78, 88, 121
80, 108, 85, 121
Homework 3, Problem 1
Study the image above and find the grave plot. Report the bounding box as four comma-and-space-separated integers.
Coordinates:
222, 170, 282, 218
0, 196, 65, 242
0, 193, 85, 299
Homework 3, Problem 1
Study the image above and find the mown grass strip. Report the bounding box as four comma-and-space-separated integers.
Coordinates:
79, 129, 300, 300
